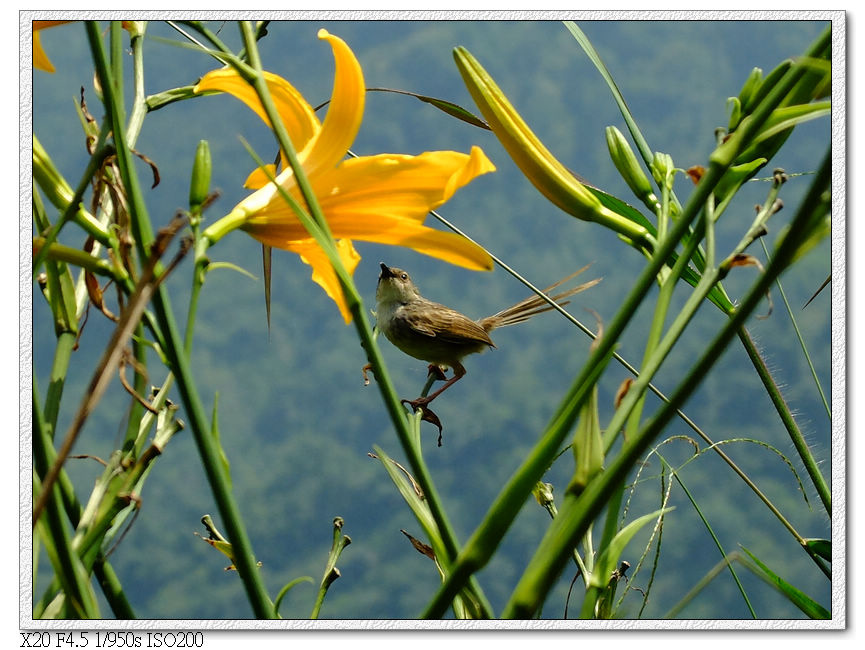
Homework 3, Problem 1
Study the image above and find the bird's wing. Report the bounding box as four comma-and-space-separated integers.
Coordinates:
400, 301, 494, 347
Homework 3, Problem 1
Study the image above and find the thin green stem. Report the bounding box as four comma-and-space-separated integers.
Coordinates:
664, 456, 757, 618
232, 22, 491, 616
759, 238, 831, 418
86, 20, 274, 618
737, 326, 831, 516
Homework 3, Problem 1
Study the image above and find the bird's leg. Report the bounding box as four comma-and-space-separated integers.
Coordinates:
404, 361, 466, 410
403, 363, 467, 445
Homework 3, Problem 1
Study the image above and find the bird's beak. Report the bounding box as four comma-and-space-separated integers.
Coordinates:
379, 262, 394, 280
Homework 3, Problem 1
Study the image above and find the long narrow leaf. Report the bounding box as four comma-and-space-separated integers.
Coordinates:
740, 546, 830, 619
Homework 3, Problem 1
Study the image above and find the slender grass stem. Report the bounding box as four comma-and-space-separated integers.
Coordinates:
737, 326, 831, 516
759, 238, 831, 418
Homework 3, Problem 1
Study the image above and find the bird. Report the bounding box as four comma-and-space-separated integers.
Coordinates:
374, 262, 600, 431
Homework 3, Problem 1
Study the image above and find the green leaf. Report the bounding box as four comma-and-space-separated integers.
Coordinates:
754, 101, 831, 144
583, 184, 733, 313
210, 393, 231, 488
585, 185, 656, 235
370, 446, 440, 550
740, 546, 830, 619
589, 507, 673, 588
206, 261, 258, 281
804, 538, 831, 562
319, 87, 491, 130
714, 158, 769, 203
273, 576, 313, 618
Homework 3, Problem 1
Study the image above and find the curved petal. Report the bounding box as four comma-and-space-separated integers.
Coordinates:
33, 21, 74, 73
33, 29, 54, 72
312, 147, 496, 223
302, 30, 366, 179
245, 214, 492, 272
284, 238, 361, 323
194, 68, 320, 160
236, 147, 495, 232
243, 163, 280, 190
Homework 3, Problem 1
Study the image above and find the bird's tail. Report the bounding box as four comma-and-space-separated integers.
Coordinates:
479, 264, 601, 330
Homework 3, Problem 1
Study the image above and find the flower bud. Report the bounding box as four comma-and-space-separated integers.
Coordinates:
569, 383, 604, 496
454, 46, 652, 248
605, 126, 658, 209
189, 140, 212, 214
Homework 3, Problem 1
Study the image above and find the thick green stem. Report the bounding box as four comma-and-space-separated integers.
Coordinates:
500, 150, 830, 619
422, 158, 725, 618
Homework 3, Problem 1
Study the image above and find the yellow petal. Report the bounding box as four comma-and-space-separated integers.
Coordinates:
312, 147, 496, 223
33, 30, 54, 72
245, 214, 492, 272
243, 163, 280, 190
237, 147, 495, 234
302, 30, 366, 180
194, 68, 320, 161
33, 21, 73, 73
286, 238, 361, 323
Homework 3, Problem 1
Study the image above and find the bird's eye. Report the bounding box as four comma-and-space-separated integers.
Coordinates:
400, 273, 408, 280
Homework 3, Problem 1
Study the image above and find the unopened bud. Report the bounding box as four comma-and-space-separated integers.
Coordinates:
189, 140, 212, 214
606, 126, 658, 208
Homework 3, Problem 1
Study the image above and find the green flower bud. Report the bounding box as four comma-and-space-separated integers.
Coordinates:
605, 126, 658, 209
569, 383, 604, 496
733, 67, 764, 125
650, 152, 676, 188
189, 140, 212, 214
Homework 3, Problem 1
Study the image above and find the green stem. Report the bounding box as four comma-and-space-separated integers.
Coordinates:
737, 326, 831, 516
500, 150, 830, 619
93, 559, 137, 619
233, 22, 491, 617
665, 457, 757, 618
86, 20, 274, 618
33, 387, 99, 619
759, 238, 831, 418
32, 139, 115, 273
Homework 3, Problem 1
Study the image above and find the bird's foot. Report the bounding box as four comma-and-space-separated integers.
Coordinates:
401, 397, 444, 446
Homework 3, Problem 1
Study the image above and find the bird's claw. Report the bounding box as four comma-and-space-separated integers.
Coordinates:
401, 398, 444, 446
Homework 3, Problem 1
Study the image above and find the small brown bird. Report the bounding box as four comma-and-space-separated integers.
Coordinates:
375, 262, 600, 420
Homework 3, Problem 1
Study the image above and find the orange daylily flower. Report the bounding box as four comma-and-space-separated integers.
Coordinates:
196, 29, 495, 322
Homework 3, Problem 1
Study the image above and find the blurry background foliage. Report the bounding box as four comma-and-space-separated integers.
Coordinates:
32, 19, 830, 618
